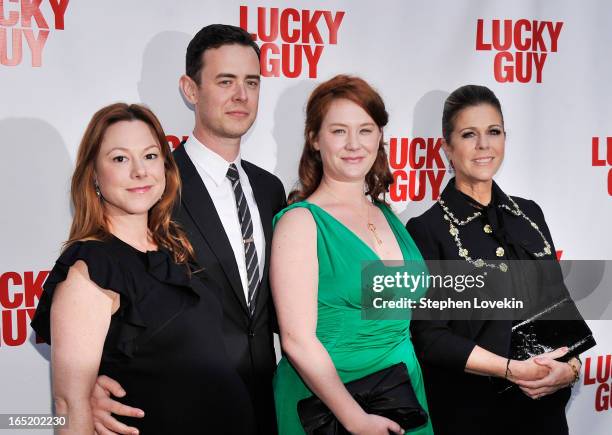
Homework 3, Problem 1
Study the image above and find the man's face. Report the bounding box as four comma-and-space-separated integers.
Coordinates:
191, 44, 261, 141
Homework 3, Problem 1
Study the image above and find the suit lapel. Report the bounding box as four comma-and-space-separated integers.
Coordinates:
174, 145, 249, 315
242, 161, 273, 320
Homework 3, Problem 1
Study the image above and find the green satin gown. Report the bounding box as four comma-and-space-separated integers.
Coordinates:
273, 201, 434, 435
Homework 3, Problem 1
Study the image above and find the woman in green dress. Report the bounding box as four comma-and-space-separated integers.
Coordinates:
270, 75, 434, 435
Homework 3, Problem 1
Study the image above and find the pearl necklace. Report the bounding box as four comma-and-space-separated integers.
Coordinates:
437, 196, 552, 272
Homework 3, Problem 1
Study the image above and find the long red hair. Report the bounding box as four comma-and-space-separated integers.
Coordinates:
66, 103, 194, 264
288, 75, 393, 204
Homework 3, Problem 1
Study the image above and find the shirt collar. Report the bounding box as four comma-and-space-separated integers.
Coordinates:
184, 135, 242, 187
439, 177, 515, 221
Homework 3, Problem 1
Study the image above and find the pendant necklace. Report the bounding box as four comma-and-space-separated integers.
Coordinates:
365, 206, 383, 246
322, 185, 383, 246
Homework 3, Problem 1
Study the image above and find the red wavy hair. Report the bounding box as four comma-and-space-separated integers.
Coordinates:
288, 75, 393, 204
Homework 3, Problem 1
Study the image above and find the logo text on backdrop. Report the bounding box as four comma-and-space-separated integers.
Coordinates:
240, 6, 344, 78
167, 134, 189, 150
388, 137, 447, 201
0, 271, 47, 346
583, 354, 612, 412
592, 137, 612, 196
476, 19, 563, 83
0, 0, 69, 67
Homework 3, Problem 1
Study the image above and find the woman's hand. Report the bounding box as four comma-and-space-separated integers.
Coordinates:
348, 413, 404, 435
507, 346, 567, 385
507, 358, 550, 382
514, 353, 578, 399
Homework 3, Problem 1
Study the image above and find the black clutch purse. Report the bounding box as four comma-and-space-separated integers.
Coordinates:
297, 362, 428, 435
510, 297, 596, 362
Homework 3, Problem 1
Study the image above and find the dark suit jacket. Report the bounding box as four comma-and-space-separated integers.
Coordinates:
173, 144, 286, 435
406, 178, 570, 435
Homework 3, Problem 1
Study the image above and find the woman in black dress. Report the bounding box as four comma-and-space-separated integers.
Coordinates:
406, 85, 583, 435
31, 103, 255, 434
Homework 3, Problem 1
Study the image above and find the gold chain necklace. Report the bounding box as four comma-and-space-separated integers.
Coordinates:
437, 196, 552, 272
321, 184, 383, 246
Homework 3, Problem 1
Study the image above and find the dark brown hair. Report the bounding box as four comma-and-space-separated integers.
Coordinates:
288, 75, 393, 204
442, 84, 504, 144
67, 103, 195, 265
186, 24, 260, 85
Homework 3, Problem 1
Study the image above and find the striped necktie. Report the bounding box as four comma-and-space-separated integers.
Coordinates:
226, 163, 260, 317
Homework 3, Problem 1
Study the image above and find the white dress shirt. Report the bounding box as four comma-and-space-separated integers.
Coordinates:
184, 136, 265, 304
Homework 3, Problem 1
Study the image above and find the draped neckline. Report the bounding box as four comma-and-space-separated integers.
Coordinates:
303, 201, 408, 262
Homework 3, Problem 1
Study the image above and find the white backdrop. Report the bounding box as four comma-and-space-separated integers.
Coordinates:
1, 1, 611, 433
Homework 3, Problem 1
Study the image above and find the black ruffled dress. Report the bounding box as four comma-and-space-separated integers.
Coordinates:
31, 236, 256, 434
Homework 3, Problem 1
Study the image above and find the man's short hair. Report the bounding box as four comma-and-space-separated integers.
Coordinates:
185, 24, 261, 84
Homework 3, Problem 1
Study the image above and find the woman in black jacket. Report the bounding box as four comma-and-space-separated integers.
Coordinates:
406, 85, 582, 435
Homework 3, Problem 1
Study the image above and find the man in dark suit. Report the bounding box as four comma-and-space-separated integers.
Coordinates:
89, 25, 285, 435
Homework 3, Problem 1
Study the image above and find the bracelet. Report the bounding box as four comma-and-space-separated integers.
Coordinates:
505, 358, 512, 380
568, 359, 580, 387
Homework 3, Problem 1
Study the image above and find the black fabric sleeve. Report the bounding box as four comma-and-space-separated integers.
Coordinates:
406, 216, 477, 371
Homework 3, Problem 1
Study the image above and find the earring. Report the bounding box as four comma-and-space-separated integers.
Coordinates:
94, 181, 101, 198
